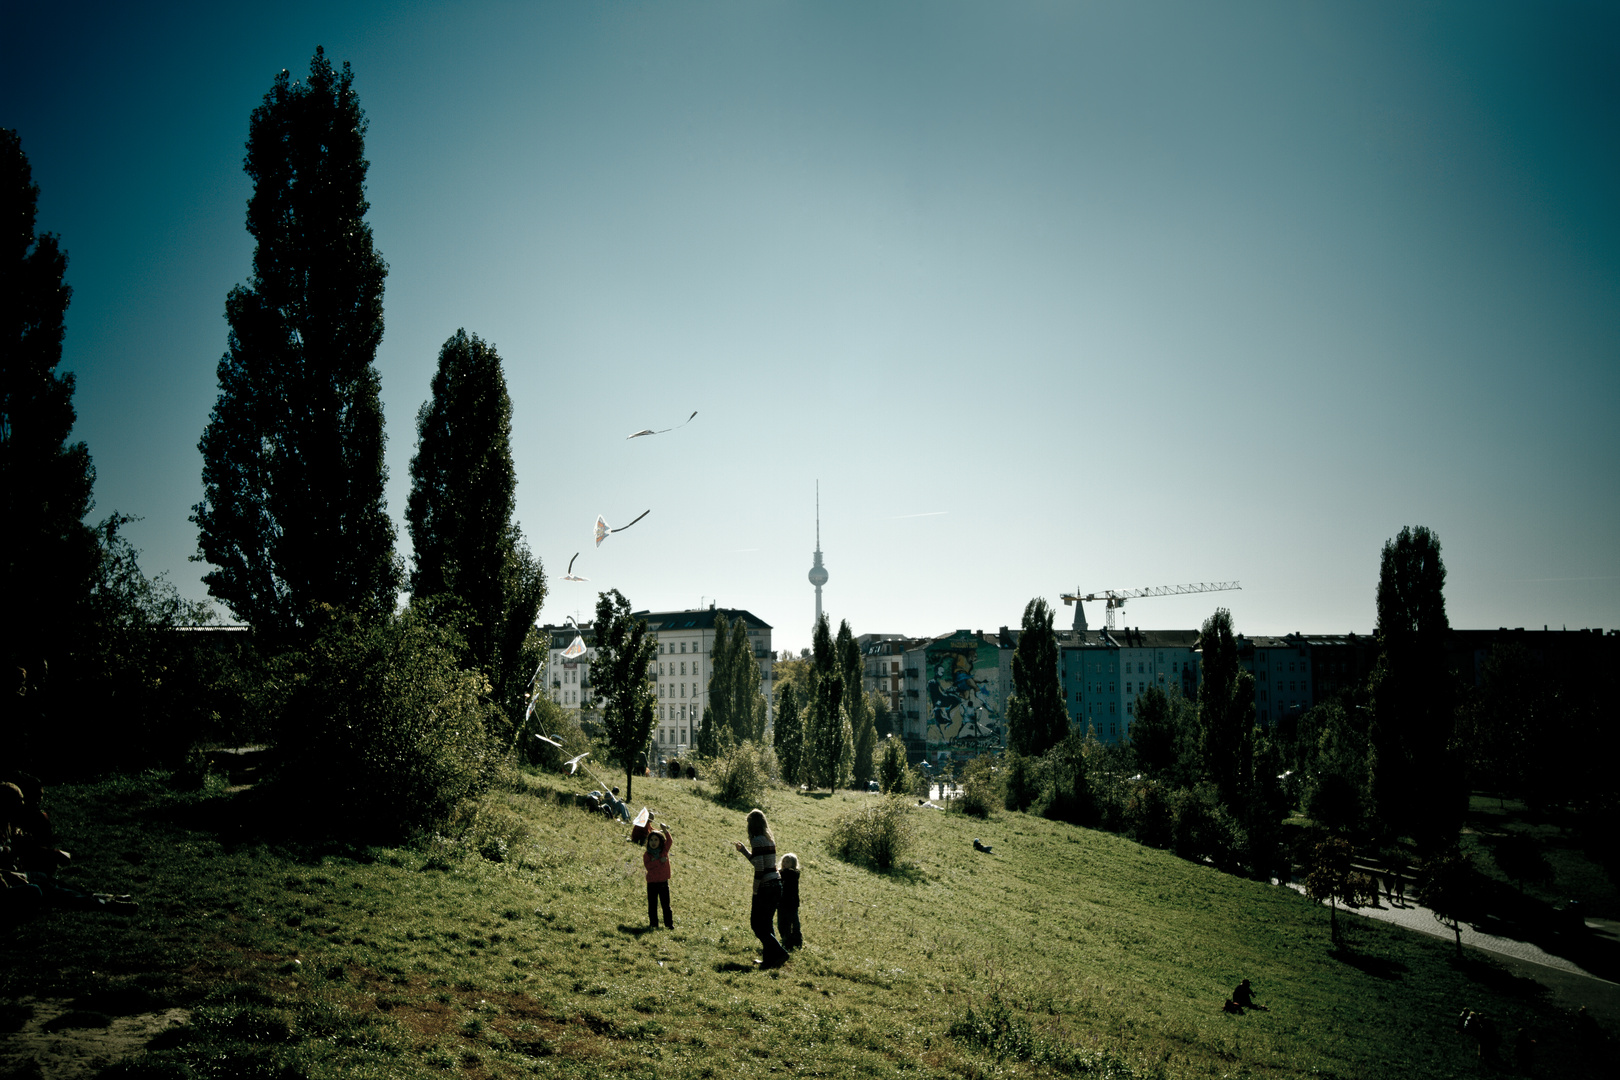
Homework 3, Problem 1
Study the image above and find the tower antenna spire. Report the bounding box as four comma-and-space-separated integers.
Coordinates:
808, 481, 828, 626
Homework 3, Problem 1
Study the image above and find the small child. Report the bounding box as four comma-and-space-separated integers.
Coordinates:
777, 852, 802, 949
643, 823, 674, 930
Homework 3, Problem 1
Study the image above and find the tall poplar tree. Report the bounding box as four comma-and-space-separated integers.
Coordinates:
193, 48, 400, 638
406, 329, 546, 719
593, 589, 657, 802
2, 128, 99, 720
1198, 608, 1255, 808
729, 618, 766, 744
836, 620, 876, 784
800, 614, 850, 789
705, 613, 765, 747
1006, 597, 1068, 757
1369, 525, 1458, 850
703, 613, 735, 747
773, 682, 803, 786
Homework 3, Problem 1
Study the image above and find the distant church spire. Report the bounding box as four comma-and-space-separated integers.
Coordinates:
807, 481, 828, 625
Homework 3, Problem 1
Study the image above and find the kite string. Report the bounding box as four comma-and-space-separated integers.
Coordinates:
613, 509, 650, 533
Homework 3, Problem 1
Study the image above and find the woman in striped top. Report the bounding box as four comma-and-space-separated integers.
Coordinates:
733, 808, 790, 967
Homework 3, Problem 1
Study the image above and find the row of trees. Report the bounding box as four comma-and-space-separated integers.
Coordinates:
8, 51, 561, 833
771, 615, 884, 791
985, 527, 1473, 881
696, 613, 767, 755
192, 50, 546, 676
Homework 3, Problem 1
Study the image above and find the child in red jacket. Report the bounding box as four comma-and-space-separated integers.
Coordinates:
644, 823, 674, 930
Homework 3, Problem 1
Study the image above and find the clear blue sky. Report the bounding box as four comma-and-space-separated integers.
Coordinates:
6, 1, 1617, 654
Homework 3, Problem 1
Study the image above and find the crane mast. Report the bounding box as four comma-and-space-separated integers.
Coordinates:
1060, 581, 1241, 631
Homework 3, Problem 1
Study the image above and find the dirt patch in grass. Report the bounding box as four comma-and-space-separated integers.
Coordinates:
0, 997, 191, 1079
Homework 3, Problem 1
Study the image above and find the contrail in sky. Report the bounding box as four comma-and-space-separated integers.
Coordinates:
1505, 576, 1618, 583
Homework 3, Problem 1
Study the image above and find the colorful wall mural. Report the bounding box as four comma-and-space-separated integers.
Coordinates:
924, 633, 1004, 754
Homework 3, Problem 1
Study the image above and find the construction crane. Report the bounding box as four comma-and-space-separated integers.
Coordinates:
1060, 581, 1241, 632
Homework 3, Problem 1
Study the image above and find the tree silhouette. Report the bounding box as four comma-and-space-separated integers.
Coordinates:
193, 48, 400, 638
1369, 526, 1458, 851
1198, 608, 1255, 808
1006, 597, 1068, 757
406, 328, 545, 721
593, 589, 657, 803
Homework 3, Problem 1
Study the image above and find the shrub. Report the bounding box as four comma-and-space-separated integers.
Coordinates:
829, 795, 915, 870
1170, 784, 1244, 869
1003, 753, 1039, 812
271, 609, 500, 841
446, 800, 533, 863
949, 995, 1161, 1077
877, 735, 911, 794
1124, 778, 1174, 849
948, 995, 1036, 1062
955, 755, 1000, 819
708, 740, 772, 808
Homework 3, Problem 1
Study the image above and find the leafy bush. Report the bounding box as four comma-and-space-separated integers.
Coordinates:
1003, 753, 1039, 812
517, 693, 589, 769
877, 735, 912, 794
708, 740, 773, 808
1124, 778, 1174, 849
271, 609, 500, 841
1170, 784, 1244, 869
829, 795, 915, 870
445, 799, 533, 863
948, 995, 1037, 1062
950, 995, 1164, 1077
955, 755, 1000, 819
1038, 734, 1097, 827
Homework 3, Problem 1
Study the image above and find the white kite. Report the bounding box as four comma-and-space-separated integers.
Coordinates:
532, 732, 563, 749
627, 410, 697, 439
563, 751, 590, 776
594, 509, 650, 547
562, 552, 588, 582
522, 659, 546, 722
562, 635, 587, 660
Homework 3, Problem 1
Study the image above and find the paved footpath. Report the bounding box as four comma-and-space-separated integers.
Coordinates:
1289, 883, 1620, 1029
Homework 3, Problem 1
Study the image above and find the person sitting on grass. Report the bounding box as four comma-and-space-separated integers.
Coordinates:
3, 772, 71, 872
1232, 979, 1266, 1011
1, 782, 135, 916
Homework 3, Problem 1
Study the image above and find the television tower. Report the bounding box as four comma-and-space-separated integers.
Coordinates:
808, 482, 828, 625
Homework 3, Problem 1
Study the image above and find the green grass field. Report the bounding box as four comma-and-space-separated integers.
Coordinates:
2, 770, 1610, 1079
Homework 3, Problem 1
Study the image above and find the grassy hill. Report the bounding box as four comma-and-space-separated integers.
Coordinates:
2, 769, 1609, 1079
